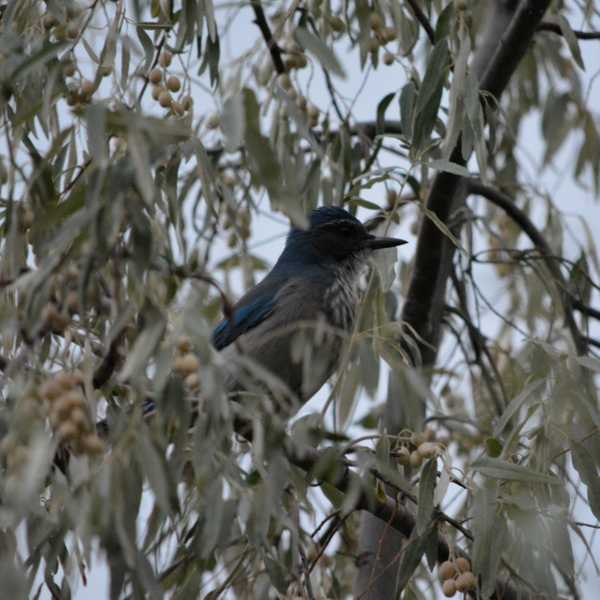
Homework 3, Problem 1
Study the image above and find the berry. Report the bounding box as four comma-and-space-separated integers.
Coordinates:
442, 578, 457, 597
174, 353, 199, 375
409, 450, 423, 468
166, 75, 181, 92
151, 85, 164, 101
417, 441, 439, 459
383, 52, 394, 66
182, 95, 193, 110
370, 13, 383, 31
158, 91, 172, 108
149, 68, 162, 84
159, 51, 172, 67
439, 560, 455, 581
456, 571, 477, 592
278, 73, 292, 91
455, 557, 471, 573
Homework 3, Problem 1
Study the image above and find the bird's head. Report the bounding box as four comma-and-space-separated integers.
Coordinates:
281, 206, 407, 266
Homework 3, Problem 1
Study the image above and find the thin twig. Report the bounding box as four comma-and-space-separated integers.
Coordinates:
250, 0, 286, 74
405, 0, 435, 44
538, 22, 600, 40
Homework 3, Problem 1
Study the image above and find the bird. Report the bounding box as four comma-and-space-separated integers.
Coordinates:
211, 206, 407, 416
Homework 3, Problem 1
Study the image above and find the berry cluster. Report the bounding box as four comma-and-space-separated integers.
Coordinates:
368, 12, 398, 66
40, 371, 105, 456
439, 558, 477, 597
39, 266, 82, 335
173, 337, 200, 391
392, 429, 443, 468
42, 4, 83, 42
276, 73, 320, 127
149, 52, 193, 116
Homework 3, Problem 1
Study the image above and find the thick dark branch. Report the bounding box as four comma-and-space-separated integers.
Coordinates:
250, 0, 286, 74
400, 0, 552, 366
405, 0, 435, 45
538, 21, 600, 40
467, 180, 588, 354
572, 299, 600, 322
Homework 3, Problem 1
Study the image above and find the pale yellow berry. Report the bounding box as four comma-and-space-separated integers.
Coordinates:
370, 13, 383, 31
66, 23, 79, 40
151, 85, 163, 101
278, 73, 292, 91
172, 101, 184, 115
382, 27, 398, 43
455, 571, 477, 592
149, 68, 162, 84
177, 336, 192, 354
174, 353, 200, 375
438, 561, 455, 581
57, 422, 78, 442
455, 557, 471, 573
63, 61, 76, 77
80, 79, 94, 98
442, 578, 457, 598
159, 51, 172, 68
417, 441, 439, 459
70, 408, 89, 431
184, 372, 200, 390
81, 433, 105, 455
158, 91, 172, 108
409, 450, 423, 468
166, 75, 181, 92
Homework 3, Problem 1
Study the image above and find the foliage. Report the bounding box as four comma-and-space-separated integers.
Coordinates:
0, 1, 599, 599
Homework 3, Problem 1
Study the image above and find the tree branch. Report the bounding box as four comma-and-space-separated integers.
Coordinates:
250, 0, 286, 74
538, 21, 600, 40
405, 0, 436, 45
401, 0, 552, 367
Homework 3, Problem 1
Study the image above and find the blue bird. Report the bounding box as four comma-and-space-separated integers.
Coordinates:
212, 206, 407, 415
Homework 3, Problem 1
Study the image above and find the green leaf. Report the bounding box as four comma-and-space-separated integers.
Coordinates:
395, 521, 438, 592
412, 39, 449, 151
493, 378, 545, 437
472, 485, 507, 598
222, 94, 244, 152
416, 458, 437, 534
427, 159, 470, 177
570, 438, 600, 520
554, 15, 585, 70
472, 457, 560, 485
118, 305, 166, 381
295, 27, 346, 78
577, 356, 600, 372
434, 3, 454, 41
376, 92, 396, 135
399, 81, 417, 140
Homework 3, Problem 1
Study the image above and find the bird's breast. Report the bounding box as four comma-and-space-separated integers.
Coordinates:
323, 264, 361, 332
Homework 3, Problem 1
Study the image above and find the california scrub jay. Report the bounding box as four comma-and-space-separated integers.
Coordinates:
212, 206, 406, 415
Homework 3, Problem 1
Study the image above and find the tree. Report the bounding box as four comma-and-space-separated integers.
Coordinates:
0, 1, 599, 598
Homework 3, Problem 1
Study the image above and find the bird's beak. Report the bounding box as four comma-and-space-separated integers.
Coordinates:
363, 234, 408, 250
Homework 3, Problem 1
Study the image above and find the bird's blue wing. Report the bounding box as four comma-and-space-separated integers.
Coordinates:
212, 291, 277, 350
